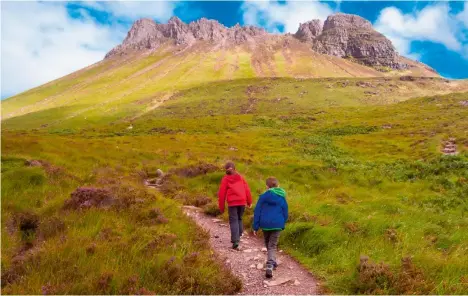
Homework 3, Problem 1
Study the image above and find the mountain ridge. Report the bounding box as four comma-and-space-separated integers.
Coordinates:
106, 13, 424, 71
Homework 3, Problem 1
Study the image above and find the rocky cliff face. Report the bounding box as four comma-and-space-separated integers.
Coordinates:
106, 13, 406, 69
309, 13, 405, 69
294, 20, 323, 42
105, 17, 267, 58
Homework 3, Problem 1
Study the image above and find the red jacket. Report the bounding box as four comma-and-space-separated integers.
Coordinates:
218, 173, 252, 212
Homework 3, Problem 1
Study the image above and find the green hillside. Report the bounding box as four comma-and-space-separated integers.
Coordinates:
2, 38, 468, 294
1, 40, 448, 123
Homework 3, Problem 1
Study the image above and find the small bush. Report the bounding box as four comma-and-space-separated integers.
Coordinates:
38, 216, 65, 240
385, 228, 398, 243
138, 208, 169, 225
158, 174, 184, 197
191, 195, 211, 207
203, 202, 221, 216
64, 187, 115, 210
145, 233, 178, 252
170, 163, 219, 178
353, 256, 434, 294
96, 272, 113, 293
354, 255, 394, 294
173, 192, 211, 207
397, 257, 433, 294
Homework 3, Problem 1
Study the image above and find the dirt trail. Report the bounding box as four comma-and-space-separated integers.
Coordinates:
182, 206, 320, 295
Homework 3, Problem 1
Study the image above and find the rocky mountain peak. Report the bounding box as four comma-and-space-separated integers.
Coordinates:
106, 14, 407, 70
294, 20, 323, 42
188, 18, 228, 41
309, 13, 406, 69
124, 18, 160, 44
322, 13, 372, 31
168, 16, 183, 25
229, 24, 267, 44
166, 16, 195, 45
106, 17, 269, 58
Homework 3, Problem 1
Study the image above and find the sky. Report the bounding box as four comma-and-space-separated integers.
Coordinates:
1, 1, 468, 99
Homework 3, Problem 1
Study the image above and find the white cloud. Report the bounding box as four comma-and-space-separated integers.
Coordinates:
374, 4, 467, 59
457, 2, 468, 28
1, 1, 178, 98
241, 0, 333, 33
82, 1, 178, 22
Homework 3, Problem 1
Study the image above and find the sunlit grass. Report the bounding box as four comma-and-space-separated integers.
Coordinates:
2, 65, 468, 295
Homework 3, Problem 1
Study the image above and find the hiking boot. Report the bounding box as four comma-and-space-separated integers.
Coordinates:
265, 265, 273, 278
232, 242, 239, 249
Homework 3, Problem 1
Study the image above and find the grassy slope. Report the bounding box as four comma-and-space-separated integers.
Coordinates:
1, 145, 242, 294
3, 84, 468, 294
2, 42, 468, 294
3, 77, 468, 131
2, 39, 442, 121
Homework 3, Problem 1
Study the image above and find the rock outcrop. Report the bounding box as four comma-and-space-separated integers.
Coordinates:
106, 13, 407, 69
294, 20, 323, 42
308, 13, 406, 69
105, 18, 165, 58
106, 17, 267, 58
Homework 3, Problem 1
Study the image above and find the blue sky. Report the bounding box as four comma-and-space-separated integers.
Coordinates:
2, 1, 468, 99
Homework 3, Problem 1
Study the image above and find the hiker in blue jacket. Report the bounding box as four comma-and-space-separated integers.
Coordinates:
253, 177, 288, 278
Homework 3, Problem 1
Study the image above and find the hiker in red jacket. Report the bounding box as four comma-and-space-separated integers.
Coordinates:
218, 161, 252, 249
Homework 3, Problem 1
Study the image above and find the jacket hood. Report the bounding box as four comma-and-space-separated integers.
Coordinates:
269, 187, 286, 197
224, 173, 242, 182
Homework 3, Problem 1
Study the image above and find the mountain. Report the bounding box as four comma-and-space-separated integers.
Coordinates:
106, 13, 424, 72
2, 13, 464, 126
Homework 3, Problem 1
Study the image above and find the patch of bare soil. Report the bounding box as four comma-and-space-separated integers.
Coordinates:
240, 84, 270, 114
281, 40, 293, 64
228, 54, 240, 80
246, 85, 270, 95
130, 92, 174, 120
240, 97, 259, 114
251, 43, 276, 77
183, 206, 320, 295
442, 137, 458, 155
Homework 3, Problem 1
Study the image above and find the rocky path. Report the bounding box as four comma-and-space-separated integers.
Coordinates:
182, 206, 320, 295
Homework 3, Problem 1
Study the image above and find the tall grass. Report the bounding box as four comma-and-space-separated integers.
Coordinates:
2, 83, 468, 294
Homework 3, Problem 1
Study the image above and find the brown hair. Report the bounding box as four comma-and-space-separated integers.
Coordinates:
225, 161, 235, 175
266, 177, 279, 188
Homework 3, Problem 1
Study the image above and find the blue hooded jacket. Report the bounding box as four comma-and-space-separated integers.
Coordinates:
253, 188, 288, 231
